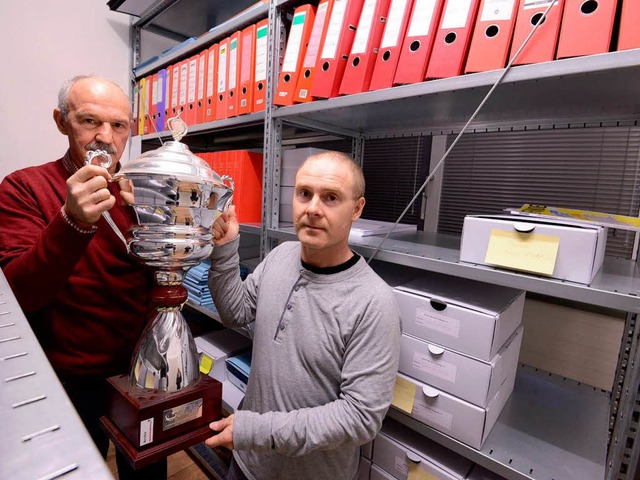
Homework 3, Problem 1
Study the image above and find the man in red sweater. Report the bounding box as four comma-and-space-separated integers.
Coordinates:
0, 75, 166, 480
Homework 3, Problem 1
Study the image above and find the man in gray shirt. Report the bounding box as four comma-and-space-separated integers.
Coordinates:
206, 151, 401, 480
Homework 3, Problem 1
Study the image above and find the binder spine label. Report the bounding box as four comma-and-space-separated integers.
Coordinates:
282, 12, 307, 72
352, 0, 377, 54
381, 0, 409, 48
255, 26, 268, 81
218, 45, 228, 94
229, 39, 238, 90
441, 0, 473, 30
198, 54, 206, 100
188, 58, 197, 103
481, 0, 515, 21
207, 50, 216, 97
407, 0, 437, 37
321, 0, 348, 59
302, 2, 329, 67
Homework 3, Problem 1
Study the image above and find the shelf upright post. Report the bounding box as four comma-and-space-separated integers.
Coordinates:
352, 136, 364, 168
261, 0, 287, 259
607, 312, 640, 480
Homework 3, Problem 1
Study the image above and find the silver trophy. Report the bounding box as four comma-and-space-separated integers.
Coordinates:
101, 118, 232, 465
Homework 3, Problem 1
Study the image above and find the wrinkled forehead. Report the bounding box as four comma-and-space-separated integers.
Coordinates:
295, 157, 355, 193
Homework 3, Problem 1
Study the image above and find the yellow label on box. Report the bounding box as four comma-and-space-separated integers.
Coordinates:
408, 463, 438, 480
484, 229, 560, 276
392, 376, 416, 414
199, 354, 213, 375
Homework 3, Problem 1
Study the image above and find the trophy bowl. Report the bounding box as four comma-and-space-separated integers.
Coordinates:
100, 132, 231, 469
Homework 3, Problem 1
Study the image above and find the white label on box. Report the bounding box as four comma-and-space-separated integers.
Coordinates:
352, 0, 377, 54
413, 351, 457, 383
139, 418, 154, 446
163, 398, 203, 431
415, 306, 461, 337
441, 0, 473, 29
394, 455, 409, 476
413, 400, 453, 430
480, 0, 515, 21
407, 0, 437, 38
321, 0, 348, 59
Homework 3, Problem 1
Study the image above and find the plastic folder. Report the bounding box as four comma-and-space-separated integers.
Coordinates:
617, 0, 640, 51
368, 0, 415, 91
254, 19, 269, 112
293, 0, 334, 103
465, 0, 519, 73
238, 24, 257, 115
425, 0, 481, 79
310, 0, 366, 99
339, 0, 392, 95
275, 5, 317, 106
393, 0, 445, 85
556, 0, 618, 59
510, 0, 566, 65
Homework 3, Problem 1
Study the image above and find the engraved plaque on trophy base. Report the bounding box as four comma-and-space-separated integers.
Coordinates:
100, 373, 222, 469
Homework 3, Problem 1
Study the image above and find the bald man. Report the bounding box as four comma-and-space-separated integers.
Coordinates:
0, 76, 166, 480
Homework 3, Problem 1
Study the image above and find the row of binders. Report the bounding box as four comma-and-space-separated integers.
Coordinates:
196, 150, 264, 224
133, 18, 269, 136
134, 0, 639, 134
275, 0, 639, 104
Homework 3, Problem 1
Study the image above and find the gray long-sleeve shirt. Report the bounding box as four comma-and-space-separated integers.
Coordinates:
208, 238, 401, 480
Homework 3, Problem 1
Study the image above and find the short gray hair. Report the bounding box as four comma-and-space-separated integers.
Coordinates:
57, 75, 126, 120
301, 151, 366, 199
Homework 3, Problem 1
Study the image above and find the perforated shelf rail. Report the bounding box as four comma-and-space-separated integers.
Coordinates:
0, 270, 114, 480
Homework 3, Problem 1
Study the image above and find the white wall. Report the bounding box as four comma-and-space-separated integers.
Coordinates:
0, 1, 131, 181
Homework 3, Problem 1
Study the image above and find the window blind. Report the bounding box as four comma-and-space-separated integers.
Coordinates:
438, 127, 640, 258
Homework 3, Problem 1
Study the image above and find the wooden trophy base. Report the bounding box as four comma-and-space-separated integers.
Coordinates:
100, 373, 222, 469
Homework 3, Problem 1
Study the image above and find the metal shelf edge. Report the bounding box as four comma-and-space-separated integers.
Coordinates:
272, 49, 640, 119
266, 227, 640, 312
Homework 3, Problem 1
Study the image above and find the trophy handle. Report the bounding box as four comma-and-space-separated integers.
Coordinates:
220, 175, 235, 212
84, 150, 113, 169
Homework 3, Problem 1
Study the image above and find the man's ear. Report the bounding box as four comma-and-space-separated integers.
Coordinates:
53, 109, 69, 135
352, 197, 365, 221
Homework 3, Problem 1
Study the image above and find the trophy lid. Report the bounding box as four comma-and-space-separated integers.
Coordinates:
118, 116, 226, 186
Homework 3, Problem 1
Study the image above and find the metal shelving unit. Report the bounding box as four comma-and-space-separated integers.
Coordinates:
268, 227, 640, 313
0, 270, 114, 480
388, 364, 609, 480
121, 0, 640, 478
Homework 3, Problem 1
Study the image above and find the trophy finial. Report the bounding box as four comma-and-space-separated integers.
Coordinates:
166, 113, 189, 142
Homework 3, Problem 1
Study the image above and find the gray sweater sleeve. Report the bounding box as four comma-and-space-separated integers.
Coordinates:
208, 236, 259, 328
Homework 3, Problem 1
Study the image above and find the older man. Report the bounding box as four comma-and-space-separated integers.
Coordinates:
0, 75, 165, 480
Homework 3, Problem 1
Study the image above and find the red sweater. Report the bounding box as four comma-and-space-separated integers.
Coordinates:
0, 156, 154, 378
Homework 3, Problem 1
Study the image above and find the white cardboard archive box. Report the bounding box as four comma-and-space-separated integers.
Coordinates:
372, 417, 473, 480
394, 274, 525, 362
194, 329, 252, 383
370, 464, 395, 480
399, 327, 523, 407
394, 369, 516, 449
459, 214, 607, 284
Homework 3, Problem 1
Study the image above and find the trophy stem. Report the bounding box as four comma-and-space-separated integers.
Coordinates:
129, 268, 200, 392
